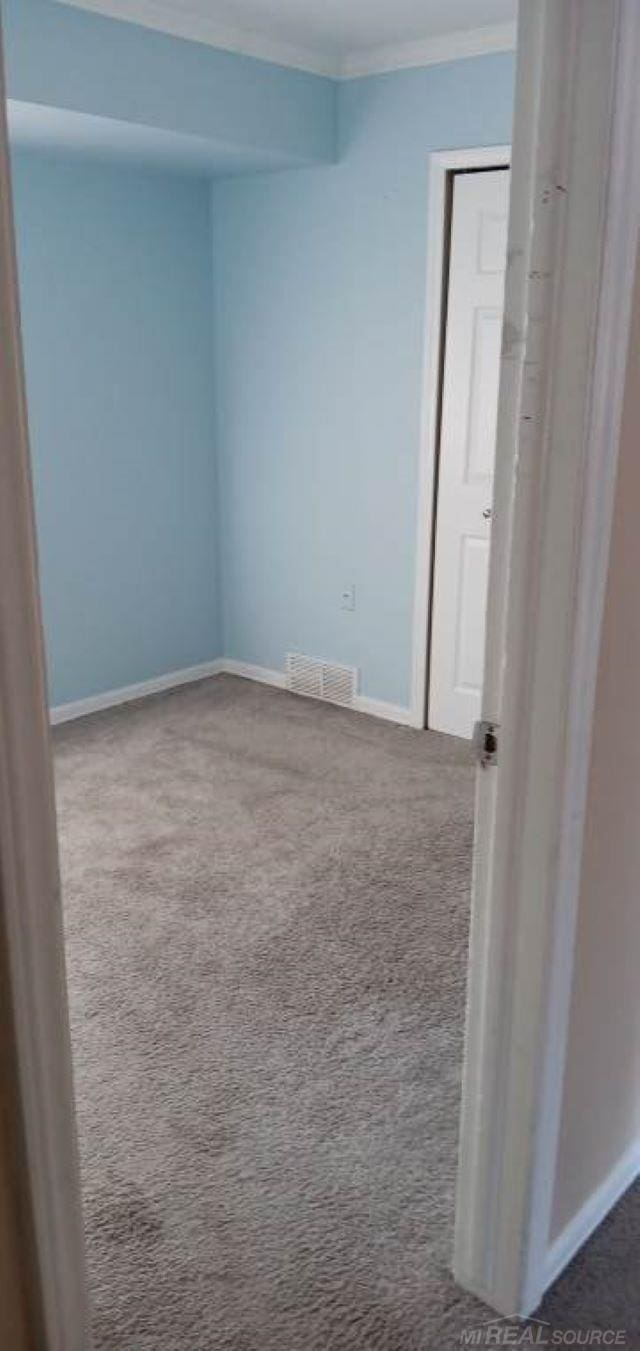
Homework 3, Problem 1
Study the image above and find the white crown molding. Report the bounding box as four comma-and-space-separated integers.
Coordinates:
54, 0, 516, 81
54, 0, 341, 78
342, 22, 517, 79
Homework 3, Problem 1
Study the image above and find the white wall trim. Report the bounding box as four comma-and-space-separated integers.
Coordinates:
54, 0, 516, 80
50, 659, 225, 724
221, 658, 287, 690
411, 144, 511, 731
523, 0, 640, 1312
53, 0, 340, 79
543, 1141, 640, 1293
50, 658, 415, 728
343, 24, 517, 80
453, 0, 640, 1319
354, 694, 415, 727
0, 50, 92, 1347
224, 660, 414, 724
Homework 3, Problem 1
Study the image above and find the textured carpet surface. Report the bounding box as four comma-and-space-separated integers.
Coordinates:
53, 675, 639, 1349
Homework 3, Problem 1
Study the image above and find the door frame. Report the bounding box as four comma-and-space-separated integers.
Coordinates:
454, 0, 640, 1318
0, 30, 91, 1351
411, 143, 510, 731
2, 2, 640, 1345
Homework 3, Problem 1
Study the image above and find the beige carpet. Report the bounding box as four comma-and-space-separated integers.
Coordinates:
53, 675, 639, 1349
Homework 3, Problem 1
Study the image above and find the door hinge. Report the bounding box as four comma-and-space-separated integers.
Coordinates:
473, 719, 499, 768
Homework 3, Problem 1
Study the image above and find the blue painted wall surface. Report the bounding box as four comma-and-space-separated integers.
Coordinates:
12, 152, 221, 706
2, 0, 335, 170
211, 55, 515, 706
10, 54, 515, 711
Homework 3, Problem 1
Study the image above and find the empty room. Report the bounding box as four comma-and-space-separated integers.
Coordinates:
2, 0, 639, 1347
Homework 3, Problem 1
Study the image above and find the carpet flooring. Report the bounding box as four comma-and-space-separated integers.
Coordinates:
53, 675, 639, 1349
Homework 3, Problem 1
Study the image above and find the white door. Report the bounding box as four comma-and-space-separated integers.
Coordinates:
428, 168, 510, 739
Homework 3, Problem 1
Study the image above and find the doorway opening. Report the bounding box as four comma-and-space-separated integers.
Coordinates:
5, 2, 640, 1344
412, 148, 510, 736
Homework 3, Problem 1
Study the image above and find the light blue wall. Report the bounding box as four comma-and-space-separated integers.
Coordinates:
211, 55, 515, 707
10, 51, 515, 712
12, 151, 221, 707
3, 0, 335, 171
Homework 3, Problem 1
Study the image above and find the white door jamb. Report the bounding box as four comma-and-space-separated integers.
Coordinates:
411, 143, 510, 730
0, 37, 92, 1351
454, 0, 640, 1317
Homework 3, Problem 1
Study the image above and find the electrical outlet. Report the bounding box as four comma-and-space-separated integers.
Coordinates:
340, 584, 356, 612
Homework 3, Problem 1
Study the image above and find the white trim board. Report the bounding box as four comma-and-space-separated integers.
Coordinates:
411, 144, 511, 731
224, 659, 415, 724
50, 658, 415, 728
543, 1140, 640, 1293
49, 659, 225, 724
54, 0, 516, 80
0, 49, 91, 1346
221, 658, 287, 691
54, 0, 338, 79
453, 0, 640, 1319
522, 0, 640, 1311
343, 24, 516, 80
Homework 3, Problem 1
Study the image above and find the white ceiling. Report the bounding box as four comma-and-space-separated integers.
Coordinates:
55, 0, 518, 78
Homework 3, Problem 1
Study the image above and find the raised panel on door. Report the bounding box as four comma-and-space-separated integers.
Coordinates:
455, 535, 491, 694
465, 307, 503, 485
428, 168, 510, 738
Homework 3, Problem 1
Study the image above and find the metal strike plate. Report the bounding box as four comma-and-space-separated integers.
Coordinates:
473, 719, 499, 768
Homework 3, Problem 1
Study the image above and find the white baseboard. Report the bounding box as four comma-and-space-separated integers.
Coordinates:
50, 659, 225, 725
221, 658, 287, 689
542, 1137, 640, 1295
354, 693, 417, 726
50, 657, 415, 729
222, 659, 414, 726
